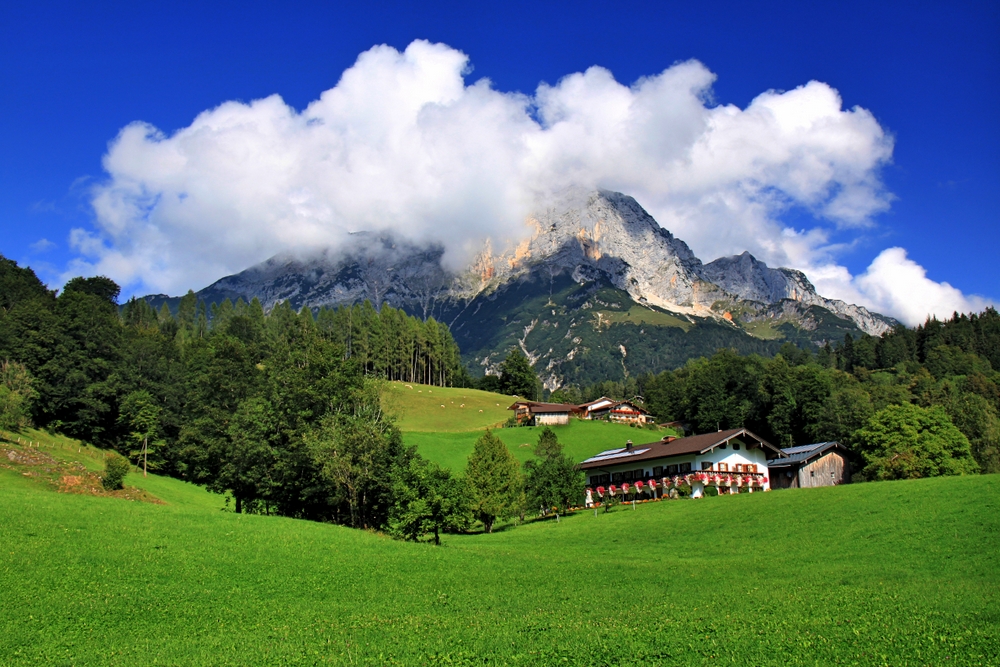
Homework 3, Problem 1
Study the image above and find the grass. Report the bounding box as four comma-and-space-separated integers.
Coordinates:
596, 305, 692, 331
382, 382, 514, 432
405, 419, 661, 471
1, 434, 998, 665
384, 382, 670, 470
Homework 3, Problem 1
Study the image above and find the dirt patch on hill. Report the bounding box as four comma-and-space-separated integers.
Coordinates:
1, 441, 163, 504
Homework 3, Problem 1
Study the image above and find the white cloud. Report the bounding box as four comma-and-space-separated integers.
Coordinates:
29, 238, 56, 253
70, 39, 990, 324
838, 248, 991, 326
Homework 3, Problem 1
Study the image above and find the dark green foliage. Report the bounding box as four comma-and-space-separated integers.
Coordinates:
314, 301, 468, 388
856, 403, 978, 480
522, 427, 585, 514
305, 400, 409, 528
101, 452, 130, 490
643, 316, 1000, 476
389, 454, 471, 544
498, 348, 537, 399
62, 276, 121, 304
466, 429, 523, 532
0, 255, 475, 532
0, 360, 36, 430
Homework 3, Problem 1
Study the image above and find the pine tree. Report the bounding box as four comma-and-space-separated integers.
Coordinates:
499, 348, 537, 399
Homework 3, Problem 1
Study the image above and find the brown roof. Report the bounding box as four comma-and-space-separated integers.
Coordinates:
507, 401, 577, 413
578, 396, 615, 409
578, 428, 782, 470
606, 400, 650, 414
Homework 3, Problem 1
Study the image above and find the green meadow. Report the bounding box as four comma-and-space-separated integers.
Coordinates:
384, 381, 665, 470
2, 431, 999, 666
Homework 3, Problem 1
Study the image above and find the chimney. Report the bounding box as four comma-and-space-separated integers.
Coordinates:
625, 440, 633, 450
662, 436, 677, 443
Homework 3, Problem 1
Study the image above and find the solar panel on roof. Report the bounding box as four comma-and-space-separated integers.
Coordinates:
582, 448, 651, 463
781, 442, 832, 455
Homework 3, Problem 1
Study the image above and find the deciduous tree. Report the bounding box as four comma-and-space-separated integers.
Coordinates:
466, 429, 522, 533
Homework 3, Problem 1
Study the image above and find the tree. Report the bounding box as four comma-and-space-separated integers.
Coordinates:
942, 392, 1000, 474
118, 390, 162, 476
856, 403, 979, 480
466, 429, 523, 533
522, 427, 584, 515
389, 455, 471, 544
0, 360, 36, 431
498, 348, 537, 399
306, 407, 407, 529
217, 397, 279, 513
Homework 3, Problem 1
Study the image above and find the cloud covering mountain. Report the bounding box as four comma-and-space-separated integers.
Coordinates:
71, 40, 992, 325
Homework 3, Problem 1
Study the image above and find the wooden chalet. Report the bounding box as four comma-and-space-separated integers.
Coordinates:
579, 428, 785, 500
577, 396, 616, 419
586, 399, 653, 424
508, 400, 577, 426
766, 442, 851, 488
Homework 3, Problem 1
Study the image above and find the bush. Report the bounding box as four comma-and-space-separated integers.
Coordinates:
102, 453, 130, 490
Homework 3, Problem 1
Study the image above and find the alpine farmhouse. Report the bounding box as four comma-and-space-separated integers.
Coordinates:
579, 428, 785, 502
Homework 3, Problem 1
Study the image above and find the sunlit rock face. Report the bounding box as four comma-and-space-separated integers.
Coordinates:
453, 190, 893, 336
157, 189, 895, 338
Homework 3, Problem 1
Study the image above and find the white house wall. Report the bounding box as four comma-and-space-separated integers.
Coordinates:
585, 442, 772, 492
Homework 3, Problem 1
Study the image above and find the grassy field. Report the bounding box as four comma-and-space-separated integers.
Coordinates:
383, 382, 515, 432
384, 382, 668, 470
2, 429, 998, 666
596, 305, 692, 331
405, 419, 660, 471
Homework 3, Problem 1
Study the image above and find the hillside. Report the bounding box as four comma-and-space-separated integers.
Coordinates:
383, 381, 663, 470
1, 437, 997, 665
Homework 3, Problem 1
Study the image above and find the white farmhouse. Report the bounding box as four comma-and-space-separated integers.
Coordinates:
579, 428, 785, 499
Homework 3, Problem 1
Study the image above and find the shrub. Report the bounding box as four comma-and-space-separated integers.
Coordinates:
102, 453, 130, 491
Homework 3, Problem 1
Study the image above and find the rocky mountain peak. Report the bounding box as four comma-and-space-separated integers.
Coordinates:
171, 189, 895, 338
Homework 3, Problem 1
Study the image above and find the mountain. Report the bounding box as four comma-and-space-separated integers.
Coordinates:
144, 191, 896, 388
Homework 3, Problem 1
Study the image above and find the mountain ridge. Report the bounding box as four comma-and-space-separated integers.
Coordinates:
143, 190, 897, 386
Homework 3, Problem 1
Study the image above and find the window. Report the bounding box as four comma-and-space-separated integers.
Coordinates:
680, 462, 692, 473
653, 466, 663, 477
719, 443, 727, 449
733, 443, 741, 450
733, 464, 743, 473
746, 464, 757, 473
718, 463, 728, 472
635, 469, 645, 479
612, 472, 623, 483
624, 470, 634, 481
810, 470, 815, 477
701, 461, 714, 470
666, 464, 678, 474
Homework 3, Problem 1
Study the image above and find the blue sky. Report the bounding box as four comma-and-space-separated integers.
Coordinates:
1, 1, 997, 323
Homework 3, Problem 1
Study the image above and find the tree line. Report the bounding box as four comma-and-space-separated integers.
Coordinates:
634, 315, 1000, 478
0, 255, 582, 540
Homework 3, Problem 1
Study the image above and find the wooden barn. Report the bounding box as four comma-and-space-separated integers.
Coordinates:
766, 442, 851, 488
508, 400, 576, 426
